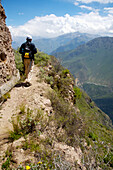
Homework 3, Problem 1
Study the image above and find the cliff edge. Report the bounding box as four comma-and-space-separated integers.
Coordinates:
0, 3, 20, 98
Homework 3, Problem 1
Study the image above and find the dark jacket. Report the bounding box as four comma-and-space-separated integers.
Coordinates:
19, 41, 37, 60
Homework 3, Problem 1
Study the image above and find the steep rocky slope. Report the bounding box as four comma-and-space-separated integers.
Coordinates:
0, 3, 20, 97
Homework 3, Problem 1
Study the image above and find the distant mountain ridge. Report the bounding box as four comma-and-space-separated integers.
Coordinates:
33, 32, 98, 54
12, 32, 99, 54
53, 36, 113, 86
50, 33, 98, 54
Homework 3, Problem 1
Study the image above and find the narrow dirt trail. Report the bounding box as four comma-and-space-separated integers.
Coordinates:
0, 65, 52, 142
0, 65, 83, 169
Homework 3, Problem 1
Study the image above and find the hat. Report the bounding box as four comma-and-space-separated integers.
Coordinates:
26, 35, 32, 40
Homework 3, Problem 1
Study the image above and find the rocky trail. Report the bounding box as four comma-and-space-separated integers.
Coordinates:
0, 65, 52, 145
0, 65, 82, 169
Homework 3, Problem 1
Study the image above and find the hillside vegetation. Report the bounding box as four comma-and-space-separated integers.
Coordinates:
52, 36, 113, 121
1, 49, 112, 169
83, 83, 113, 121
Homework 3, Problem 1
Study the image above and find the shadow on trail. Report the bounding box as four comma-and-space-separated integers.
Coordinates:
15, 82, 32, 88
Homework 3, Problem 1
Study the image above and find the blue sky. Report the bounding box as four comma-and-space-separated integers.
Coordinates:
3, 0, 80, 26
2, 0, 113, 39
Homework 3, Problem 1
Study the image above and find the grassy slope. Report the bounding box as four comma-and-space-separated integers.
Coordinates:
83, 83, 113, 121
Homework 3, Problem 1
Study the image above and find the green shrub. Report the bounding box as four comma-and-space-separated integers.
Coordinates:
2, 158, 10, 169
88, 132, 98, 141
51, 72, 73, 99
45, 76, 54, 86
9, 107, 44, 141
9, 115, 22, 141
34, 52, 50, 66
14, 49, 24, 75
48, 90, 83, 145
1, 92, 11, 103
19, 104, 26, 114
2, 149, 12, 169
104, 152, 113, 167
73, 87, 82, 100
61, 69, 70, 77
50, 55, 63, 73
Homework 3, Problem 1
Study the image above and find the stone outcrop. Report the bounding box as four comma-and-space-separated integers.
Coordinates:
0, 3, 20, 97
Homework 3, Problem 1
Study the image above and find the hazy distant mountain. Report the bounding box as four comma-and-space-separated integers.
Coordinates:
50, 34, 98, 54
34, 32, 98, 54
12, 32, 99, 54
54, 36, 113, 86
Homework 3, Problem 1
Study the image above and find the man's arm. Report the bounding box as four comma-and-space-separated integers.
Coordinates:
19, 43, 25, 54
32, 44, 37, 54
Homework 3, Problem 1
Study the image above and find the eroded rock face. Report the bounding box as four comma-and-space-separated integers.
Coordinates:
0, 3, 20, 96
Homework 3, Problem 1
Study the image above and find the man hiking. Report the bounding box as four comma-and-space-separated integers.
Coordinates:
19, 35, 37, 82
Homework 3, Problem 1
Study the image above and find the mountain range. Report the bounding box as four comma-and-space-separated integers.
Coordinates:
50, 33, 99, 54
12, 32, 98, 54
53, 37, 113, 86
52, 36, 113, 121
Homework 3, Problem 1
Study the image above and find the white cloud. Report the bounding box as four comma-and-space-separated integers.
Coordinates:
79, 5, 93, 10
9, 12, 113, 40
76, 0, 113, 3
104, 7, 113, 14
74, 2, 79, 5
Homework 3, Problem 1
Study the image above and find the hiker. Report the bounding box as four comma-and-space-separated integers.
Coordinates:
19, 35, 37, 81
